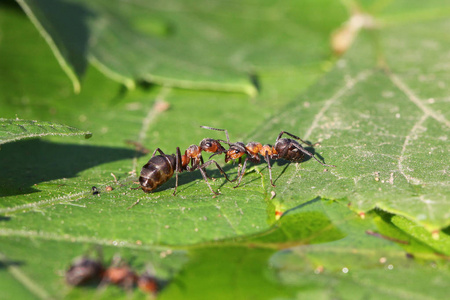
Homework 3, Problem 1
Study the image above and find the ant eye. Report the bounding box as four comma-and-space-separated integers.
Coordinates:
206, 143, 211, 147
235, 150, 240, 154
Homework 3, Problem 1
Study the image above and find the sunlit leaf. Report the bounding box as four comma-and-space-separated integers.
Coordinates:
0, 118, 92, 145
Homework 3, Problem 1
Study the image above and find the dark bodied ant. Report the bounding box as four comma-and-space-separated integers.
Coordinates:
139, 127, 232, 195
209, 129, 336, 188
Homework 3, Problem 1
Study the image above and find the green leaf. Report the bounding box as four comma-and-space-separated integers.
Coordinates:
157, 201, 450, 300
391, 215, 450, 256
1, 0, 449, 299
0, 118, 92, 145
16, 0, 346, 94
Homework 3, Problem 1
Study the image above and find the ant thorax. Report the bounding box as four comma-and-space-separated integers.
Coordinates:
245, 142, 261, 154
185, 145, 201, 157
244, 142, 262, 162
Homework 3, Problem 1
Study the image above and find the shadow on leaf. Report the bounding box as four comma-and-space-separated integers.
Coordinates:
0, 139, 142, 197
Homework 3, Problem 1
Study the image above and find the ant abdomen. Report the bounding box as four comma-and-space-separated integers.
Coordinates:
139, 155, 176, 193
275, 139, 305, 161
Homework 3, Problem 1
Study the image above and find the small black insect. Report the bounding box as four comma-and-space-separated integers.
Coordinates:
91, 186, 100, 196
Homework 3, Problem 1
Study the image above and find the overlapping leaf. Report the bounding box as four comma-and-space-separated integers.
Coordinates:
0, 118, 92, 145
17, 0, 346, 93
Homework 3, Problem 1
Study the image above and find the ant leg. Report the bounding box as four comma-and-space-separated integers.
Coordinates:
187, 158, 197, 172
234, 158, 248, 188
235, 157, 242, 182
173, 147, 182, 196
277, 131, 312, 146
292, 144, 336, 167
200, 126, 230, 144
151, 148, 166, 157
198, 167, 219, 195
200, 160, 233, 183
199, 155, 212, 179
174, 172, 179, 196
264, 152, 276, 187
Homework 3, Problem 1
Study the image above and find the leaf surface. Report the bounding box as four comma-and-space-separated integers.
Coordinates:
0, 0, 449, 299
0, 118, 92, 145
17, 0, 345, 93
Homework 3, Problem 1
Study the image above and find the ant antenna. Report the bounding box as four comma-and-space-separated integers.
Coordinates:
200, 126, 230, 144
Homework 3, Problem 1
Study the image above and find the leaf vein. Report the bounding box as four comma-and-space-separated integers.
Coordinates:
397, 114, 428, 185
389, 73, 450, 127
303, 70, 373, 140
0, 192, 87, 214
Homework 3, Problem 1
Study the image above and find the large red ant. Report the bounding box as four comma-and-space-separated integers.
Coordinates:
139, 127, 232, 195
209, 129, 336, 188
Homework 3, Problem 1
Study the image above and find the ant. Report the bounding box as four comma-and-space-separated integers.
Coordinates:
139, 127, 233, 195
66, 254, 164, 295
208, 128, 336, 188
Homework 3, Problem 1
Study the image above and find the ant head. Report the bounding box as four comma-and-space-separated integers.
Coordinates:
225, 142, 246, 163
200, 138, 226, 153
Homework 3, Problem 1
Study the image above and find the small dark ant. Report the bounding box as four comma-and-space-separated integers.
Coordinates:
210, 129, 336, 188
139, 127, 233, 195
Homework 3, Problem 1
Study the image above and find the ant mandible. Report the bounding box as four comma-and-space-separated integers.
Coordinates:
139, 127, 232, 195
210, 129, 336, 188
